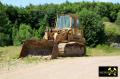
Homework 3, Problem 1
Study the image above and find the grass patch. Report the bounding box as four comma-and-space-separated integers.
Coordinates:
22, 55, 50, 64
0, 45, 120, 70
0, 46, 21, 62
0, 46, 21, 70
0, 46, 50, 70
87, 44, 120, 56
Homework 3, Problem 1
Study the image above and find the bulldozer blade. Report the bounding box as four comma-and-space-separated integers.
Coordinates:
19, 39, 54, 58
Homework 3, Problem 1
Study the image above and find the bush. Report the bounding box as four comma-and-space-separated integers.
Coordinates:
0, 33, 11, 46
104, 22, 120, 44
32, 26, 46, 39
115, 12, 120, 25
37, 25, 46, 39
78, 9, 105, 47
30, 14, 47, 39
102, 17, 110, 22
13, 24, 32, 45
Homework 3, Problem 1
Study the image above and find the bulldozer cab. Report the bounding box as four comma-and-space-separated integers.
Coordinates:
56, 14, 80, 29
56, 14, 80, 34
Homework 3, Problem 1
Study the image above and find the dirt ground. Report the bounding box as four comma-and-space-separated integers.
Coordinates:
0, 56, 120, 79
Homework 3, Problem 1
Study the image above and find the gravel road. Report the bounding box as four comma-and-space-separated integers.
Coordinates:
0, 56, 120, 79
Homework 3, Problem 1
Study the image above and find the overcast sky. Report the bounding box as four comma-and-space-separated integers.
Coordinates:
1, 0, 120, 7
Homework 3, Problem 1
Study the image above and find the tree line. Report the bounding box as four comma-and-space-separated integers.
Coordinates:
0, 1, 120, 47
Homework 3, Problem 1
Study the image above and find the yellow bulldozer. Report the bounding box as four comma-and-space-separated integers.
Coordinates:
19, 14, 86, 59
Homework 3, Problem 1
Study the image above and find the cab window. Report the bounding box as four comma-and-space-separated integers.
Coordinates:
76, 19, 80, 27
71, 18, 74, 28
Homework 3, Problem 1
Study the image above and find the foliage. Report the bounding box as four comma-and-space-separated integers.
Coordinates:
13, 24, 32, 45
115, 12, 120, 25
104, 22, 120, 36
78, 9, 105, 47
0, 11, 12, 46
5, 6, 18, 24
0, 1, 120, 46
104, 22, 120, 44
0, 11, 11, 34
102, 17, 110, 22
37, 25, 46, 39
0, 33, 11, 46
32, 25, 46, 39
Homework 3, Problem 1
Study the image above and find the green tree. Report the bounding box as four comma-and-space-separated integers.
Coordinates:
115, 12, 120, 25
78, 9, 105, 47
0, 11, 11, 34
0, 33, 11, 46
37, 24, 46, 39
13, 24, 32, 45
5, 6, 18, 24
0, 11, 11, 46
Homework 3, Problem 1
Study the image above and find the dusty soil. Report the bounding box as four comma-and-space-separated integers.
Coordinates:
0, 56, 120, 79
